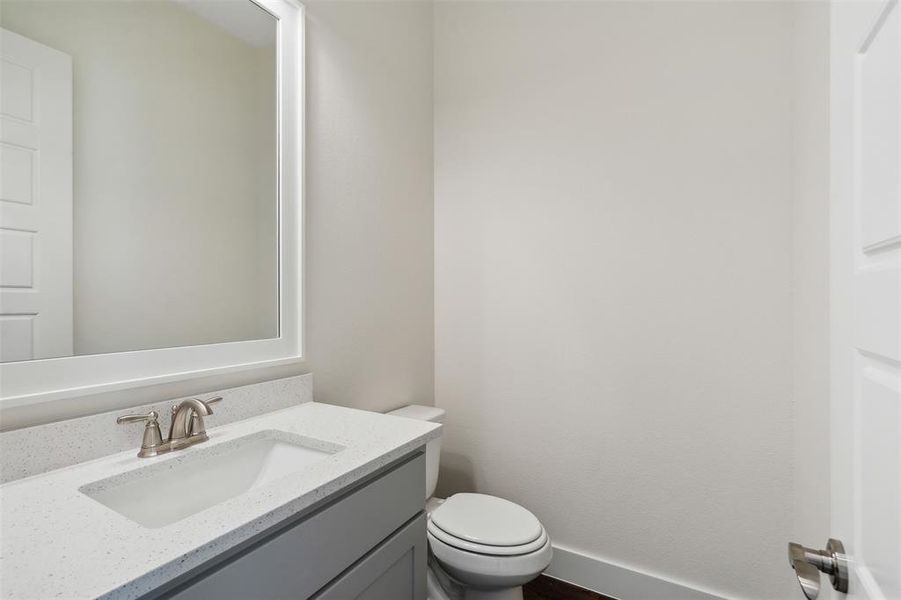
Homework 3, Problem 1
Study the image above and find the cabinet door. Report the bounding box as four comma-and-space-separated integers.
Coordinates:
314, 514, 427, 600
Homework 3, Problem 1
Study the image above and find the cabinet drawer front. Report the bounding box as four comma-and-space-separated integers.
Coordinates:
166, 452, 425, 600
313, 513, 426, 600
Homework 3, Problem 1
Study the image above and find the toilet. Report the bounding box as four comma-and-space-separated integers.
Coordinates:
388, 405, 553, 600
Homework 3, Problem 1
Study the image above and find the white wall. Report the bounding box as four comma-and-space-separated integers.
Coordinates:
434, 3, 797, 598
0, 0, 435, 430
2, 1, 278, 356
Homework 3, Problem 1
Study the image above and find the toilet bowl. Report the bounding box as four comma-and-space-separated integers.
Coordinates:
387, 405, 552, 600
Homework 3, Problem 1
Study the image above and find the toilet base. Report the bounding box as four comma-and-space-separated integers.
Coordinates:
427, 563, 525, 600
462, 587, 524, 600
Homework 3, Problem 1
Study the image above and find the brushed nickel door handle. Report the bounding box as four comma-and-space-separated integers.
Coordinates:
788, 539, 848, 599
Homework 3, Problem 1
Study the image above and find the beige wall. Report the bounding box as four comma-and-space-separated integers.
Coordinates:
434, 2, 798, 598
2, 1, 279, 356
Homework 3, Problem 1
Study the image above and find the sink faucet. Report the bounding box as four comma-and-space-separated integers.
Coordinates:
118, 396, 222, 457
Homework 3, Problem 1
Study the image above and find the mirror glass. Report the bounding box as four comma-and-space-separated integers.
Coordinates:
0, 0, 278, 362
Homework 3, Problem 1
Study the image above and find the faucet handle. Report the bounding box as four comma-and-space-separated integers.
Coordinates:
116, 410, 159, 425
117, 411, 165, 458
202, 396, 223, 409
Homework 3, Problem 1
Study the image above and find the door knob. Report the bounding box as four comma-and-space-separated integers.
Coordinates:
788, 539, 848, 599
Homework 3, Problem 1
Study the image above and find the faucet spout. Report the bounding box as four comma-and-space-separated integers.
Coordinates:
169, 398, 214, 443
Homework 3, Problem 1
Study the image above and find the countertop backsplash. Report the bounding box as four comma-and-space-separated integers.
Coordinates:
0, 374, 313, 484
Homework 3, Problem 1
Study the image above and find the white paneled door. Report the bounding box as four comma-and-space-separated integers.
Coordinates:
830, 0, 901, 599
0, 28, 72, 362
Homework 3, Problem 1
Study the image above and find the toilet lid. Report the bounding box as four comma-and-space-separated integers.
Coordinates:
429, 493, 543, 547
428, 519, 549, 556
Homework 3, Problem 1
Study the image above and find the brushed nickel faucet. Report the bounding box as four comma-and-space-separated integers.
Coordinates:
117, 396, 222, 458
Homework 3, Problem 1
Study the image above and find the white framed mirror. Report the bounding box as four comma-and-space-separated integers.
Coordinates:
0, 0, 304, 411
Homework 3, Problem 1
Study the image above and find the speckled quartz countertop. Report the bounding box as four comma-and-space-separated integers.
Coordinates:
0, 402, 441, 600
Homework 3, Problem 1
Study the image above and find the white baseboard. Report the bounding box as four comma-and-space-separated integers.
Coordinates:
545, 545, 726, 600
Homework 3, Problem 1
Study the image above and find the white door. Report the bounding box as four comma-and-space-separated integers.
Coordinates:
0, 28, 73, 361
830, 0, 901, 599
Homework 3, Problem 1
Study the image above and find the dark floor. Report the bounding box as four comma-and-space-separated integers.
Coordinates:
523, 575, 616, 600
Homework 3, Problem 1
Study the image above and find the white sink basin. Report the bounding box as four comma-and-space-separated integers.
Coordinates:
80, 430, 344, 528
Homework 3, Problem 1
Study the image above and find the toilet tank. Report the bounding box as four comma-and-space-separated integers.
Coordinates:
386, 404, 444, 500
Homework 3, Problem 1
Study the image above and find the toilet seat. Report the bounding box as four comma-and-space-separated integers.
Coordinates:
428, 519, 549, 556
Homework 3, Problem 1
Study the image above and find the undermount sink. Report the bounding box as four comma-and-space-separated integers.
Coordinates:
80, 430, 344, 528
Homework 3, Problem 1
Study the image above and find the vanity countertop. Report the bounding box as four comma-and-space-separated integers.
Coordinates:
0, 402, 441, 600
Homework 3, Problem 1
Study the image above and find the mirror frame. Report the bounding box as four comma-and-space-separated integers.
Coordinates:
0, 0, 304, 412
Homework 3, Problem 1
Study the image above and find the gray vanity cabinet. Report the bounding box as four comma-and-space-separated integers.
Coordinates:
155, 451, 426, 600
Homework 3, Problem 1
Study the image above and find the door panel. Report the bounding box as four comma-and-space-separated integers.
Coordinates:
0, 314, 32, 361
859, 367, 900, 596
859, 1, 900, 250
0, 228, 33, 287
854, 267, 901, 362
0, 143, 35, 205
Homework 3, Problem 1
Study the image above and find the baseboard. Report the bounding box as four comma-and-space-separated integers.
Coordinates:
545, 545, 726, 600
